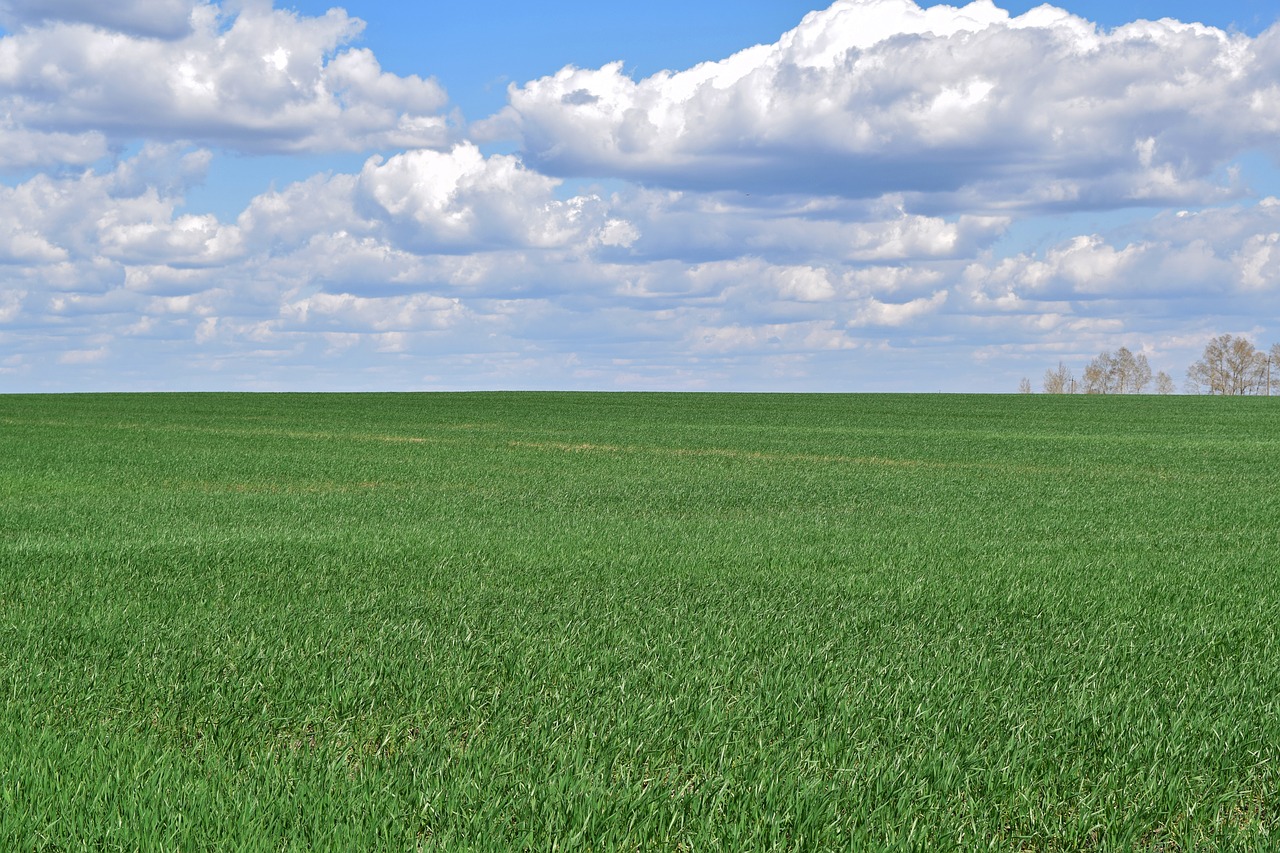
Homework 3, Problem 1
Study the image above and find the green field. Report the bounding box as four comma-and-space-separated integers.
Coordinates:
1, 392, 1277, 850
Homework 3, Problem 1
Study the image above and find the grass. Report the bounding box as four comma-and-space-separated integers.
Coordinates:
0, 391, 1277, 850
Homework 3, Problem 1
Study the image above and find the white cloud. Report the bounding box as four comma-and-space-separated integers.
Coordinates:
237, 173, 367, 251
57, 346, 109, 364
960, 200, 1280, 335
0, 2, 451, 158
1235, 232, 1280, 289
281, 292, 467, 333
0, 143, 233, 269
0, 288, 25, 322
488, 0, 1272, 210
0, 223, 67, 264
690, 320, 859, 354
0, 118, 108, 169
776, 266, 836, 302
851, 290, 949, 327
563, 187, 1008, 264
354, 143, 608, 251
99, 212, 244, 267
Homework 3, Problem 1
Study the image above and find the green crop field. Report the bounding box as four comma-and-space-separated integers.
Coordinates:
1, 392, 1277, 850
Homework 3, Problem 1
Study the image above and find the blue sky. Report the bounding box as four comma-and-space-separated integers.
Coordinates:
2, 0, 1280, 392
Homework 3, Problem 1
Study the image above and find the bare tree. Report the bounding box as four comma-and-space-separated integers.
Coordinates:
1155, 371, 1176, 395
1082, 351, 1117, 394
1112, 346, 1153, 393
1080, 347, 1153, 394
1270, 343, 1280, 396
1043, 361, 1074, 394
1186, 334, 1268, 395
1019, 377, 1033, 394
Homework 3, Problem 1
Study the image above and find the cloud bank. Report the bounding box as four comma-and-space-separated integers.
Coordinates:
3, 0, 1280, 391
489, 0, 1275, 212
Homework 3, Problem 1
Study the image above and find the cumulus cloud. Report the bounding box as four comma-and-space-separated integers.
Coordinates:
0, 1, 451, 158
958, 197, 1280, 360
0, 288, 25, 322
0, 118, 108, 169
280, 291, 467, 333
851, 290, 949, 327
355, 143, 609, 251
488, 0, 1276, 210
0, 143, 236, 272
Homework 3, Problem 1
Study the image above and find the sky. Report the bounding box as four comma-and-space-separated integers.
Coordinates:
3, 0, 1280, 393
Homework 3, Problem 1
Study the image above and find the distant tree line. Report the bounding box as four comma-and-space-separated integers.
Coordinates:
1018, 334, 1280, 396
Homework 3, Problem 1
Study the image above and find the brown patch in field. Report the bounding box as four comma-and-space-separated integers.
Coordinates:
506, 439, 931, 470
181, 479, 388, 495
509, 440, 625, 454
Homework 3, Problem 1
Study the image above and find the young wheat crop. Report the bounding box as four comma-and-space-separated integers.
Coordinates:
0, 392, 1276, 849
